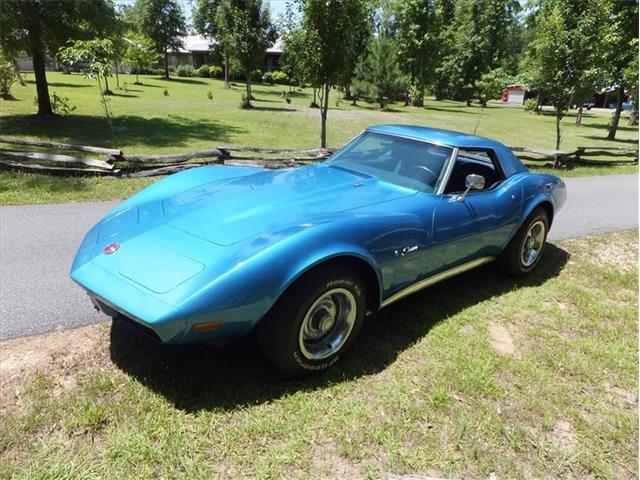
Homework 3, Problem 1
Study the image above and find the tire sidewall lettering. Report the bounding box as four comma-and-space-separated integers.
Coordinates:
325, 278, 361, 296
293, 351, 340, 371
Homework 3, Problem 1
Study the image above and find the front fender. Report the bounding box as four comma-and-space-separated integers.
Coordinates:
175, 216, 399, 342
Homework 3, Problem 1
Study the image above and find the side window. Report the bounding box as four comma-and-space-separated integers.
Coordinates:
444, 149, 504, 194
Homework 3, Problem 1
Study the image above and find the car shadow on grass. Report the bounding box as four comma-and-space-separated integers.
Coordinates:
109, 242, 570, 413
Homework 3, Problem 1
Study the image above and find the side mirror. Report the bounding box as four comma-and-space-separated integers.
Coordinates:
459, 174, 485, 201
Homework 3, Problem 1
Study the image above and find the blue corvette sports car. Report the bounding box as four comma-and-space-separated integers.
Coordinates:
71, 125, 566, 375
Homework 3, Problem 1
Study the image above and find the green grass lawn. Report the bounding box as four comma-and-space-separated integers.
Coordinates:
1, 230, 637, 479
0, 72, 637, 204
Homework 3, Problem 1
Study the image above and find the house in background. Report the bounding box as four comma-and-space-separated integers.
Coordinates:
168, 34, 282, 72
168, 35, 214, 68
15, 34, 282, 73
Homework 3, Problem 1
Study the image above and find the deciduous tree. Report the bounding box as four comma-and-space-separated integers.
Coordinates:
435, 0, 521, 104
301, 0, 373, 147
527, 0, 612, 147
601, 0, 638, 138
193, 0, 230, 88
0, 0, 117, 116
218, 0, 276, 107
130, 0, 186, 79
395, 0, 440, 107
124, 33, 160, 84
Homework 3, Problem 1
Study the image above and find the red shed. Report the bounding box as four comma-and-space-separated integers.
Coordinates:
502, 84, 525, 105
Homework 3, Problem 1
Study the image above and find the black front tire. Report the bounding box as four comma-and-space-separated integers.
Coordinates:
498, 207, 549, 276
257, 265, 367, 377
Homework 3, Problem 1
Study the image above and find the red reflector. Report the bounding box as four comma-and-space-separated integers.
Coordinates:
194, 321, 223, 332
104, 243, 120, 254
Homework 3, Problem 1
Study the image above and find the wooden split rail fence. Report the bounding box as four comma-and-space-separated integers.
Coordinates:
0, 137, 335, 177
0, 136, 636, 177
510, 145, 638, 168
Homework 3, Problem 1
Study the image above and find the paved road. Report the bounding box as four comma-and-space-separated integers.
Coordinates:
548, 174, 638, 241
0, 174, 637, 341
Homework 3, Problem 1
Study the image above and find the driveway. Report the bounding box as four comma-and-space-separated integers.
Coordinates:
0, 174, 637, 341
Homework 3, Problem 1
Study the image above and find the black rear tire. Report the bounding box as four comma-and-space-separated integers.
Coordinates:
257, 265, 367, 377
498, 207, 549, 276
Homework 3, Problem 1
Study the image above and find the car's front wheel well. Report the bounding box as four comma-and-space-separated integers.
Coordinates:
537, 200, 554, 227
277, 256, 381, 316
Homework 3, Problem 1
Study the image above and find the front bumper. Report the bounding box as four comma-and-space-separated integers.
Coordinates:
72, 261, 187, 343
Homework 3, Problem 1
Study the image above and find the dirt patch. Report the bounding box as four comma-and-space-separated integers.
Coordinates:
604, 382, 638, 408
593, 237, 638, 273
460, 324, 476, 336
290, 106, 412, 123
308, 436, 364, 479
551, 420, 577, 454
0, 322, 111, 414
488, 322, 518, 357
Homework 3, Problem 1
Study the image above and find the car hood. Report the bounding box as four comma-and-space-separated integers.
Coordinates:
162, 164, 416, 246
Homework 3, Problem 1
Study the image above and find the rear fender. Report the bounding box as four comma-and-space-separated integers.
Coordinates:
522, 176, 566, 225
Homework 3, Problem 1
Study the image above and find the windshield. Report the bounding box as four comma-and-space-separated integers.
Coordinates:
329, 132, 454, 192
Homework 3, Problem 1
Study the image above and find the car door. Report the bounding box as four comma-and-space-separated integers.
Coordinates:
431, 148, 523, 271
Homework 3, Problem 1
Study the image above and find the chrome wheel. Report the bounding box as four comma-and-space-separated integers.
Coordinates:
521, 220, 546, 267
298, 288, 357, 360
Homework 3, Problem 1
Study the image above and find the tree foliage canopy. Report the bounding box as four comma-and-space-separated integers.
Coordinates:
0, 0, 117, 114
130, 0, 186, 77
353, 33, 407, 109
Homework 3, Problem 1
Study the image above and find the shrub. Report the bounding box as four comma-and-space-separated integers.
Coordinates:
208, 65, 223, 79
271, 70, 289, 85
176, 64, 194, 77
409, 82, 423, 106
0, 60, 16, 98
33, 92, 76, 115
229, 66, 262, 82
475, 67, 514, 106
524, 98, 538, 112
195, 65, 210, 78
262, 71, 274, 84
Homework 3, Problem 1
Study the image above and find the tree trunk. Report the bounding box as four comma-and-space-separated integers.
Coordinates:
114, 62, 120, 88
104, 75, 111, 94
320, 83, 330, 148
607, 86, 624, 140
414, 60, 425, 107
244, 74, 252, 107
344, 84, 351, 100
164, 47, 169, 78
536, 91, 543, 114
223, 53, 230, 89
555, 108, 562, 150
575, 105, 583, 126
29, 24, 53, 116
136, 72, 140, 84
